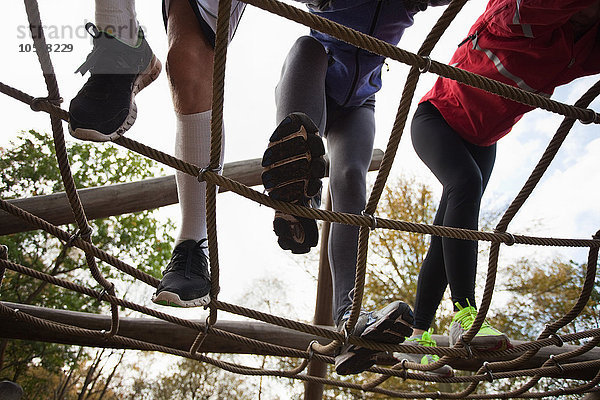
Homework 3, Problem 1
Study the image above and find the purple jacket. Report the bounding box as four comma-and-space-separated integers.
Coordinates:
309, 0, 443, 107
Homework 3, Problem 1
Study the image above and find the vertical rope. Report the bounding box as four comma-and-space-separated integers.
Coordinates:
23, 0, 119, 337
204, 0, 233, 329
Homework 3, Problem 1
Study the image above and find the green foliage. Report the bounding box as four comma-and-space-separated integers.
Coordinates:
123, 356, 254, 400
0, 130, 174, 398
496, 258, 600, 340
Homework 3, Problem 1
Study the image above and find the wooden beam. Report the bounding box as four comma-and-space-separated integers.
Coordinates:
1, 302, 599, 381
305, 190, 334, 400
0, 302, 327, 356
0, 150, 384, 236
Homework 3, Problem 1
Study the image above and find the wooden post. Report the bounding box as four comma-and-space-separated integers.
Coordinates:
0, 381, 23, 400
304, 190, 334, 400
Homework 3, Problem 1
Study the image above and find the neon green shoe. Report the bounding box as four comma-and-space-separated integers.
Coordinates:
449, 303, 511, 351
393, 330, 454, 377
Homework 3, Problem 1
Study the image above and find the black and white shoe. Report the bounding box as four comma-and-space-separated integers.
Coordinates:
68, 23, 161, 142
335, 301, 414, 375
152, 239, 211, 308
261, 113, 326, 254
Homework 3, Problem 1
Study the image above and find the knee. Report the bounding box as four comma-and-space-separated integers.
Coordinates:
166, 44, 213, 111
448, 172, 484, 204
330, 166, 367, 211
287, 36, 328, 65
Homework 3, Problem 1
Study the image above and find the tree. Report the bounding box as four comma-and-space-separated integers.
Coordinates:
0, 130, 173, 398
324, 175, 599, 399
124, 356, 255, 400
488, 257, 600, 399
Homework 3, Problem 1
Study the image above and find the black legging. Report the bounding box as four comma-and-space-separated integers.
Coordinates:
411, 101, 496, 331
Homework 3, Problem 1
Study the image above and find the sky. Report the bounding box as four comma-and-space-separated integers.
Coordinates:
1, 0, 599, 323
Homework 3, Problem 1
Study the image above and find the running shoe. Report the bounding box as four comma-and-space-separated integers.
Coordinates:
152, 239, 211, 308
335, 300, 414, 375
393, 330, 454, 377
69, 23, 161, 142
261, 113, 326, 254
449, 302, 511, 351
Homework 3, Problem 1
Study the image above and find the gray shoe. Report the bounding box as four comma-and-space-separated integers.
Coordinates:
334, 301, 414, 375
393, 330, 453, 377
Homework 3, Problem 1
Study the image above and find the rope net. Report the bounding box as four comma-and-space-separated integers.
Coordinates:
1, 0, 600, 398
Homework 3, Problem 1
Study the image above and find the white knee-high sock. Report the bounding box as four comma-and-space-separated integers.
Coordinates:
174, 110, 224, 247
95, 0, 139, 46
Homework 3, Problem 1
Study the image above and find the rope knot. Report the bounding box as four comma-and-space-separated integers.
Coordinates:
198, 164, 223, 183
494, 229, 516, 246
361, 210, 378, 230
419, 56, 432, 73
580, 109, 600, 125
30, 96, 63, 112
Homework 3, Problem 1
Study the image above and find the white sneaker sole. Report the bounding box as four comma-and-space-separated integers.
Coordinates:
152, 290, 210, 308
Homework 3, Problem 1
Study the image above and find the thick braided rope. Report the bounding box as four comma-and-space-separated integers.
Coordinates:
201, 0, 233, 333
23, 0, 120, 336
496, 79, 600, 232
3, 256, 600, 396
2, 0, 600, 396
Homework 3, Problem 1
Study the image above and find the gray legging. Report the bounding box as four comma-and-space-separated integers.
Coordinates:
276, 36, 376, 324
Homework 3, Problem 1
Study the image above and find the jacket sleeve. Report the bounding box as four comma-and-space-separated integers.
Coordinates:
486, 0, 599, 38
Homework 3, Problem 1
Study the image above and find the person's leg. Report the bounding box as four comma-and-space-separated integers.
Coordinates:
152, 0, 219, 307
411, 101, 494, 325
69, 0, 160, 141
411, 102, 507, 350
327, 102, 414, 376
325, 103, 376, 325
166, 0, 216, 247
95, 0, 139, 46
275, 36, 328, 133
261, 36, 328, 254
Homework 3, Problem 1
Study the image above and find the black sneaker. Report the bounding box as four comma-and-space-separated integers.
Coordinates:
152, 239, 211, 308
261, 113, 326, 254
68, 23, 161, 142
335, 301, 414, 375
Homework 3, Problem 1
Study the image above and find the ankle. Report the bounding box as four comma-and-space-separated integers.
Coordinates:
412, 328, 426, 337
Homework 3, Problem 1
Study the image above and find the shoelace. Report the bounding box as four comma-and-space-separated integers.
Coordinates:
75, 23, 143, 76
406, 331, 441, 363
165, 239, 209, 279
410, 330, 437, 347
454, 303, 494, 331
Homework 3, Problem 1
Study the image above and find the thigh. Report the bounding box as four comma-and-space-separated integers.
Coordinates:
411, 102, 482, 188
166, 0, 214, 50
165, 0, 215, 112
164, 0, 245, 45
